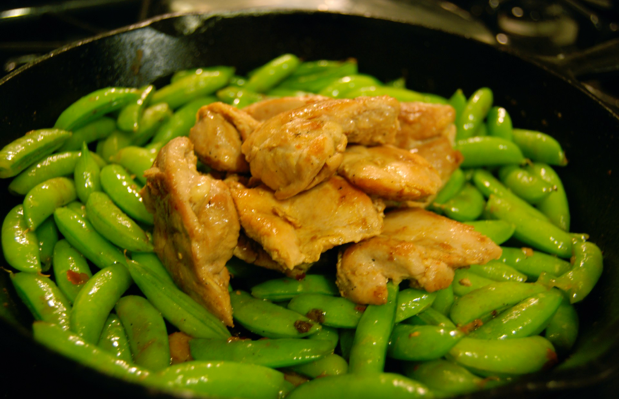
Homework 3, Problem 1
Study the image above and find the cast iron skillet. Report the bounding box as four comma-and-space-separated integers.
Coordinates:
1, 9, 618, 399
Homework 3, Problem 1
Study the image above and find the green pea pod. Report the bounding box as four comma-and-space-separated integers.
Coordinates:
498, 246, 572, 280
23, 177, 77, 230
217, 86, 264, 108
542, 240, 603, 304
37, 216, 58, 271
287, 293, 365, 328
0, 128, 72, 178
441, 183, 485, 222
58, 117, 117, 152
130, 103, 173, 146
348, 282, 397, 374
545, 296, 579, 354
97, 130, 134, 163
431, 285, 454, 315
497, 165, 554, 204
449, 89, 467, 125
117, 85, 155, 132
285, 372, 432, 399
345, 86, 447, 104
525, 162, 570, 231
244, 54, 300, 93
1, 205, 40, 272
289, 353, 348, 378
388, 324, 463, 361
111, 146, 158, 185
430, 168, 466, 213
486, 106, 513, 141
278, 60, 358, 92
339, 328, 355, 361
152, 361, 287, 399
456, 87, 493, 140
251, 275, 339, 301
448, 336, 556, 377
115, 295, 170, 371
9, 151, 80, 195
131, 252, 174, 286
70, 263, 132, 343
124, 258, 230, 338
86, 192, 153, 252
231, 290, 321, 338
55, 87, 141, 131
290, 60, 346, 77
452, 269, 495, 296
456, 137, 525, 168
98, 313, 133, 363
53, 206, 127, 269
151, 67, 233, 109
150, 96, 216, 144
266, 87, 314, 97
33, 322, 150, 382
406, 307, 457, 329
11, 272, 71, 330
100, 164, 153, 225
469, 289, 563, 339
385, 77, 406, 88
468, 260, 528, 283
450, 281, 548, 326
74, 142, 101, 204
190, 337, 333, 368
307, 325, 339, 349
464, 220, 515, 245
485, 195, 573, 258
318, 74, 382, 98
66, 200, 87, 219
171, 66, 233, 83
512, 128, 568, 166
395, 288, 437, 323
52, 239, 92, 304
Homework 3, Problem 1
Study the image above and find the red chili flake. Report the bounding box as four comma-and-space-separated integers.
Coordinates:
543, 349, 559, 370
66, 270, 89, 285
354, 305, 367, 312
458, 319, 483, 334
294, 320, 313, 333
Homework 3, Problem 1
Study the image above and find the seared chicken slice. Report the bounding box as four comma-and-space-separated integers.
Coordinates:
411, 135, 463, 184
243, 95, 330, 121
337, 144, 442, 202
141, 137, 240, 326
336, 208, 501, 305
241, 96, 400, 199
189, 102, 260, 173
395, 102, 456, 149
227, 175, 385, 270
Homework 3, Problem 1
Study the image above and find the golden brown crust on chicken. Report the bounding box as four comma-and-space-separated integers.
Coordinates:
337, 145, 442, 202
336, 208, 501, 305
227, 175, 385, 270
189, 102, 260, 173
395, 102, 456, 149
243, 95, 330, 121
141, 137, 239, 326
411, 135, 464, 184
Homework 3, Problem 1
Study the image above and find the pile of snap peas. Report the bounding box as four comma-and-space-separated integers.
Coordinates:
0, 53, 605, 398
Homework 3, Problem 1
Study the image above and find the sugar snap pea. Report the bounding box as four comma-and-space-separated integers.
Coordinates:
0, 128, 71, 178
74, 142, 101, 204
318, 74, 382, 98
452, 269, 494, 296
70, 263, 132, 344
11, 272, 71, 330
449, 89, 467, 124
100, 164, 153, 225
285, 372, 432, 399
231, 290, 321, 338
307, 325, 339, 349
278, 59, 358, 92
345, 86, 446, 103
58, 117, 117, 152
431, 285, 454, 315
498, 246, 572, 280
348, 282, 397, 374
111, 146, 158, 185
151, 67, 233, 109
98, 313, 133, 363
52, 239, 92, 303
55, 87, 141, 131
512, 128, 567, 166
525, 162, 570, 231
150, 96, 216, 144
406, 307, 457, 329
130, 102, 172, 146
395, 288, 437, 323
456, 137, 525, 167
217, 86, 263, 108
545, 296, 579, 354
441, 183, 485, 222
8, 151, 80, 195
486, 106, 513, 141
117, 85, 155, 132
2, 204, 40, 272
388, 324, 463, 361
289, 353, 348, 378
53, 206, 127, 269
464, 220, 515, 245
287, 293, 365, 328
65, 200, 87, 219
244, 54, 300, 93
448, 336, 556, 377
37, 216, 58, 271
116, 295, 170, 371
339, 328, 355, 361
131, 252, 174, 286
171, 66, 232, 83
498, 164, 554, 204
23, 177, 76, 230
251, 274, 339, 301
456, 87, 493, 140
97, 130, 133, 163
430, 168, 465, 212
124, 258, 230, 338
468, 260, 528, 283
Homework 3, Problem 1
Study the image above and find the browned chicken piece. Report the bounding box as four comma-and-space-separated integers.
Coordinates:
242, 96, 400, 199
243, 95, 330, 121
336, 208, 501, 305
189, 102, 261, 173
337, 144, 442, 202
227, 175, 385, 270
394, 102, 456, 149
141, 137, 240, 327
411, 135, 463, 183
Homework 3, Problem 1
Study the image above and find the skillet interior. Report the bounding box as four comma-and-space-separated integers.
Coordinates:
0, 10, 618, 399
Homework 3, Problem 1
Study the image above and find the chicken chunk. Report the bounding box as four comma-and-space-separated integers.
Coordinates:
243, 95, 330, 121
395, 102, 456, 149
336, 208, 501, 305
189, 102, 260, 173
337, 144, 442, 201
141, 137, 240, 326
411, 135, 463, 184
227, 175, 385, 270
241, 96, 400, 199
